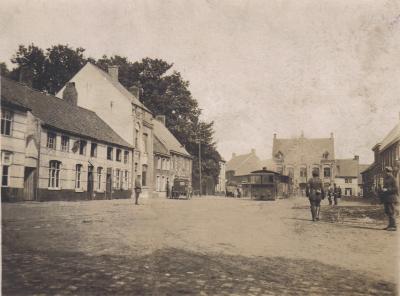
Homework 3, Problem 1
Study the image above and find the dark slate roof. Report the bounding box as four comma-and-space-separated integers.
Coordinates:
272, 136, 335, 164
335, 159, 358, 177
1, 77, 132, 148
226, 152, 261, 176
153, 119, 191, 157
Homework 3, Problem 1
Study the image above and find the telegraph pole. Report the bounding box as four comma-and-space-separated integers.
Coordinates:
198, 135, 202, 197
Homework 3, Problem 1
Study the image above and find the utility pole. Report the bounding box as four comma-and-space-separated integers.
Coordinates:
199, 135, 202, 197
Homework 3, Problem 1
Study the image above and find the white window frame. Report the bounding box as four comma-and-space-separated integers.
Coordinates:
1, 109, 13, 136
48, 160, 61, 189
75, 164, 82, 189
47, 131, 57, 150
61, 135, 69, 152
97, 167, 103, 191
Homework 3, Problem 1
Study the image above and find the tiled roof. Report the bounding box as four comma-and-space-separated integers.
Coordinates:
272, 137, 334, 163
154, 135, 169, 155
226, 152, 261, 176
380, 122, 400, 151
86, 63, 151, 113
152, 119, 190, 157
1, 77, 132, 148
335, 159, 358, 177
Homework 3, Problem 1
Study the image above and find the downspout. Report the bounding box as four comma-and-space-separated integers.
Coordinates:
35, 118, 42, 201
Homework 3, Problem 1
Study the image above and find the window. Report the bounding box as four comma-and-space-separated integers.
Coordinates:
1, 109, 13, 136
116, 149, 122, 162
47, 131, 57, 149
134, 162, 138, 172
97, 167, 103, 190
135, 129, 139, 148
300, 167, 307, 177
79, 140, 87, 155
142, 165, 147, 186
156, 175, 160, 191
115, 169, 120, 189
324, 167, 331, 178
107, 147, 113, 160
48, 160, 61, 188
313, 167, 320, 176
143, 133, 148, 153
90, 143, 97, 158
287, 167, 294, 178
124, 170, 129, 189
124, 151, 129, 164
75, 164, 82, 189
61, 135, 69, 152
1, 152, 12, 187
161, 158, 165, 170
345, 178, 353, 184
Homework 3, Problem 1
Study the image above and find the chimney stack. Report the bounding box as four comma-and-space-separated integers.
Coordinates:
232, 153, 236, 158
273, 133, 277, 139
156, 115, 166, 125
330, 132, 334, 139
62, 82, 78, 106
251, 148, 256, 154
129, 85, 140, 100
354, 155, 359, 161
108, 65, 119, 82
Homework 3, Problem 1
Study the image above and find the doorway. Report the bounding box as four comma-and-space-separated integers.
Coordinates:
23, 167, 36, 201
87, 165, 94, 199
106, 168, 112, 199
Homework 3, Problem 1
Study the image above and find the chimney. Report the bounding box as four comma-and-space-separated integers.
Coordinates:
129, 85, 140, 100
273, 133, 277, 139
251, 148, 256, 154
354, 155, 359, 161
330, 132, 334, 139
18, 66, 33, 87
156, 115, 166, 125
62, 82, 78, 106
232, 152, 236, 158
108, 65, 119, 82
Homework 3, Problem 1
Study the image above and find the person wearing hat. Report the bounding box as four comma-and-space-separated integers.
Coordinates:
306, 169, 325, 221
380, 166, 398, 231
134, 178, 142, 205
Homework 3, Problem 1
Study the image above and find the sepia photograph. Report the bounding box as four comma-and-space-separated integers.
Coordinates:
0, 0, 399, 295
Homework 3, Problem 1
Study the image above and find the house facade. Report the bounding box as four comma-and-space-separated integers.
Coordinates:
1, 77, 133, 201
226, 149, 262, 182
215, 159, 226, 194
152, 116, 192, 198
334, 157, 360, 197
57, 63, 154, 198
272, 133, 335, 192
361, 118, 400, 199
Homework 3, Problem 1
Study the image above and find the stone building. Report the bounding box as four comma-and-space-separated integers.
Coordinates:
1, 77, 133, 201
152, 116, 192, 198
226, 149, 261, 182
272, 133, 335, 191
57, 63, 154, 198
361, 117, 400, 198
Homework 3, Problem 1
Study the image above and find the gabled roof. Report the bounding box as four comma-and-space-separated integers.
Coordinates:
84, 63, 151, 113
335, 159, 358, 177
273, 136, 334, 164
380, 122, 400, 151
152, 119, 190, 157
226, 152, 261, 176
1, 77, 132, 148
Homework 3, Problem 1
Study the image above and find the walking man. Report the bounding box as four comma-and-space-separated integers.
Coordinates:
380, 166, 398, 231
306, 170, 325, 221
134, 178, 142, 205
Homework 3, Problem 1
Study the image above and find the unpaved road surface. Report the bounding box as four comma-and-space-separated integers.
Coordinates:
2, 197, 398, 295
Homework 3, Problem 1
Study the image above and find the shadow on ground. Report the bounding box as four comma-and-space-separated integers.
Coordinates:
2, 247, 395, 296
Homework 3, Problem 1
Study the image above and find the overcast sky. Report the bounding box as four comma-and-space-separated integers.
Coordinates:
1, 0, 399, 163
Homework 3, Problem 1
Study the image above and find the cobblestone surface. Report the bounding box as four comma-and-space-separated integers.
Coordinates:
2, 197, 398, 295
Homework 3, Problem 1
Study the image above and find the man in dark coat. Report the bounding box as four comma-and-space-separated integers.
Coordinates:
380, 166, 398, 231
306, 170, 325, 221
134, 178, 142, 205
333, 184, 341, 206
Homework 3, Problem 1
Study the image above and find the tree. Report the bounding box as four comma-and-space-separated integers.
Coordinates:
0, 62, 9, 76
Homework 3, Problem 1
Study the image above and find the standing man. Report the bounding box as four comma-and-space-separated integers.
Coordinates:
333, 183, 340, 206
327, 185, 333, 206
166, 180, 170, 199
306, 170, 325, 221
134, 178, 142, 205
380, 166, 398, 231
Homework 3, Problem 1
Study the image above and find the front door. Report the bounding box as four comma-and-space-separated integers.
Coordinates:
106, 168, 112, 199
87, 165, 94, 199
23, 167, 36, 201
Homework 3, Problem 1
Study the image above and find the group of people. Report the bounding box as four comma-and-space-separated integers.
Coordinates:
305, 166, 398, 231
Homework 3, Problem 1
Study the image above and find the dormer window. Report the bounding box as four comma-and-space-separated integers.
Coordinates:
322, 151, 329, 159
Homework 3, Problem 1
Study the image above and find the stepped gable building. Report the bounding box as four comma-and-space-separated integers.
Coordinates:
272, 132, 335, 190
57, 63, 154, 198
1, 77, 133, 201
226, 149, 261, 182
152, 116, 192, 198
361, 116, 400, 199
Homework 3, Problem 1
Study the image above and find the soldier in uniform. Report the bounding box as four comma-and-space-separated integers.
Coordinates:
306, 170, 325, 221
134, 178, 142, 205
380, 166, 398, 231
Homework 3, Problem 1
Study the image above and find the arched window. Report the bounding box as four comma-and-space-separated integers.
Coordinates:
49, 161, 61, 188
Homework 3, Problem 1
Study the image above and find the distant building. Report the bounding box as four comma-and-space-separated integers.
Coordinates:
226, 149, 261, 182
361, 117, 400, 198
152, 116, 192, 198
358, 164, 370, 197
1, 77, 133, 201
334, 157, 360, 196
272, 133, 335, 191
57, 63, 154, 198
215, 159, 226, 194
